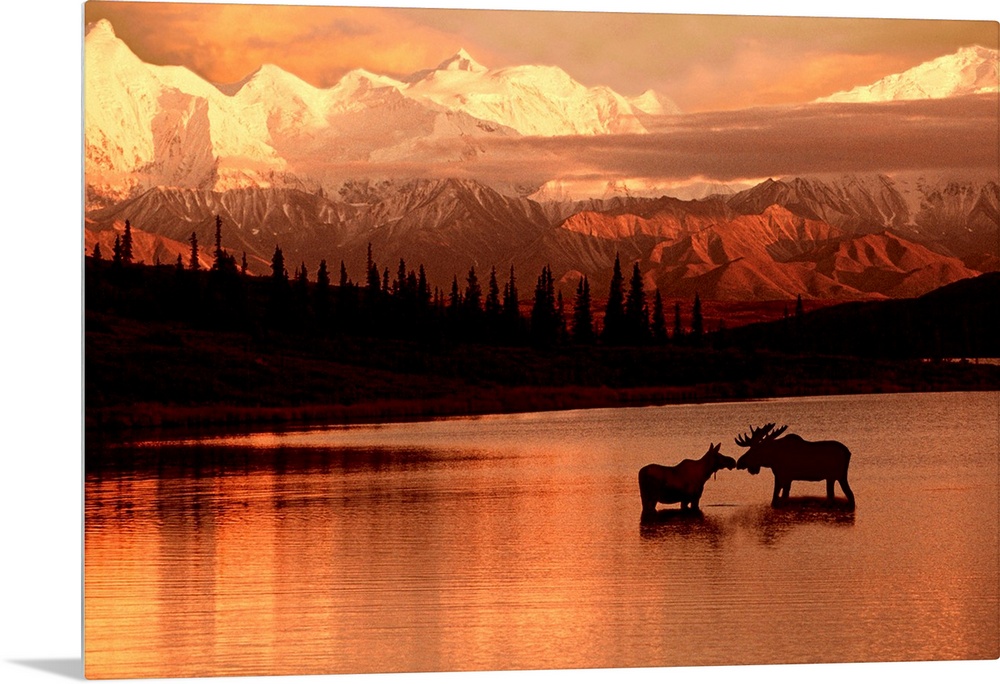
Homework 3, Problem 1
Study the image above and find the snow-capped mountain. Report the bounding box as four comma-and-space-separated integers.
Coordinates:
403, 49, 654, 136
85, 19, 677, 205
816, 45, 999, 103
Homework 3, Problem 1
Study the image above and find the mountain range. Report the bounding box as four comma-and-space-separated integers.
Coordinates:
84, 19, 999, 303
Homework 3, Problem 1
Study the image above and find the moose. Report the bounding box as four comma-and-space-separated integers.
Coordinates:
734, 424, 854, 508
639, 443, 736, 516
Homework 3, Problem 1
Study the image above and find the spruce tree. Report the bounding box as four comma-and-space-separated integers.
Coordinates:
448, 275, 463, 314
691, 292, 704, 344
270, 245, 287, 284
485, 266, 501, 319
530, 265, 558, 345
394, 258, 407, 297
189, 232, 199, 270
572, 276, 594, 344
673, 302, 684, 343
366, 244, 380, 296
464, 266, 482, 314
91, 242, 102, 261
602, 253, 625, 344
624, 261, 649, 343
503, 265, 519, 321
122, 220, 133, 265
340, 260, 350, 288
651, 289, 667, 344
417, 265, 430, 307
241, 252, 248, 276
317, 259, 330, 290
112, 235, 123, 267
212, 215, 225, 270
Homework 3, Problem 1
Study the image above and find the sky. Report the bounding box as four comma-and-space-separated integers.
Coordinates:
83, 0, 998, 112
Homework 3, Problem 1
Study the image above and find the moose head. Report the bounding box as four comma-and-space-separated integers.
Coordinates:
734, 423, 788, 474
705, 442, 737, 477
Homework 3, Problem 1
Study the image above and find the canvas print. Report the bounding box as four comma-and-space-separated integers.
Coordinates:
83, 1, 1000, 679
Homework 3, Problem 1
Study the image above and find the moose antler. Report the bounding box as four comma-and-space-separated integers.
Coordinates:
735, 423, 788, 446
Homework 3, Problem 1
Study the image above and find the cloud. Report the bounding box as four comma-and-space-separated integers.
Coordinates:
448, 95, 1000, 185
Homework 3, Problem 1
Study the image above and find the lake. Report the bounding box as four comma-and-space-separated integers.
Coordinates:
84, 392, 999, 679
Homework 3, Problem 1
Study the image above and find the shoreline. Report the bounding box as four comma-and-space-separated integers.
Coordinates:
85, 379, 998, 445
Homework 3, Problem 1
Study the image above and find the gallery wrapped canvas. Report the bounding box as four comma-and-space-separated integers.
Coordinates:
82, 1, 999, 680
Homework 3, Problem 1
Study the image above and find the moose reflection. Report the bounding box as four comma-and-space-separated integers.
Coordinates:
639, 443, 736, 517
735, 424, 855, 508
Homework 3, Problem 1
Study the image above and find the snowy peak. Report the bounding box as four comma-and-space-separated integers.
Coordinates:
86, 18, 117, 38
435, 48, 487, 73
817, 45, 999, 103
629, 89, 682, 116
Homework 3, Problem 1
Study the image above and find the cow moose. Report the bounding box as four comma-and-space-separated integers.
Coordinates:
735, 424, 855, 508
638, 443, 736, 516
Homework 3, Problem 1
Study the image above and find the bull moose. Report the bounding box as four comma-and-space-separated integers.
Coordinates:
735, 424, 855, 508
639, 443, 736, 516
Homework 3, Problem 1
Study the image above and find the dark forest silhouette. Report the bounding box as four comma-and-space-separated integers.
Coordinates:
85, 218, 1000, 431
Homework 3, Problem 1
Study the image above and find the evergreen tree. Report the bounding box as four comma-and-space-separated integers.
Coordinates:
241, 251, 248, 276
673, 302, 684, 343
503, 265, 519, 321
122, 220, 133, 265
317, 259, 330, 291
651, 289, 667, 344
464, 266, 482, 314
557, 290, 567, 343
366, 243, 380, 296
417, 265, 430, 307
572, 276, 594, 344
382, 267, 390, 293
394, 258, 407, 297
624, 261, 649, 343
296, 261, 309, 294
530, 265, 558, 345
111, 235, 123, 267
485, 266, 501, 319
213, 215, 223, 267
602, 253, 625, 344
270, 245, 287, 284
795, 294, 804, 321
691, 292, 704, 344
448, 275, 463, 314
189, 232, 199, 270
175, 254, 183, 271
313, 259, 330, 324
91, 242, 102, 261
340, 260, 350, 288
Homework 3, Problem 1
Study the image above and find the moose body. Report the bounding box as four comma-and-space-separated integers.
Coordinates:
735, 424, 854, 508
639, 443, 736, 515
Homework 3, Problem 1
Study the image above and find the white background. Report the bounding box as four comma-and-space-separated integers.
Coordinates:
2, 1, 997, 683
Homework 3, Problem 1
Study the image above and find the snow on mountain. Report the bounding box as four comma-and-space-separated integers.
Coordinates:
628, 89, 681, 116
85, 20, 669, 204
816, 45, 999, 103
403, 55, 648, 136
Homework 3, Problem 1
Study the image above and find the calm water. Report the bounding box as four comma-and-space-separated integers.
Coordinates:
84, 392, 1000, 679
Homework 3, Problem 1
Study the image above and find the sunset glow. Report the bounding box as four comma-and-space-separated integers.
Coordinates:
84, 1, 997, 111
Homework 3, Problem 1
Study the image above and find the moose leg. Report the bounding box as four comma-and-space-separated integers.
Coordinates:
826, 479, 835, 500
839, 476, 855, 508
771, 478, 782, 506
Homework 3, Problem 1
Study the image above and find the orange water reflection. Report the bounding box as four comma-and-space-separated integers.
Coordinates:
85, 393, 1000, 678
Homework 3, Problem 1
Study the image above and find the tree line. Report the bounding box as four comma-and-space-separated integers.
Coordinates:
89, 216, 714, 348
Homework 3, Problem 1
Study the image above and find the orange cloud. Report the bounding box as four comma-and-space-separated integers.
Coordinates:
84, 2, 477, 86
